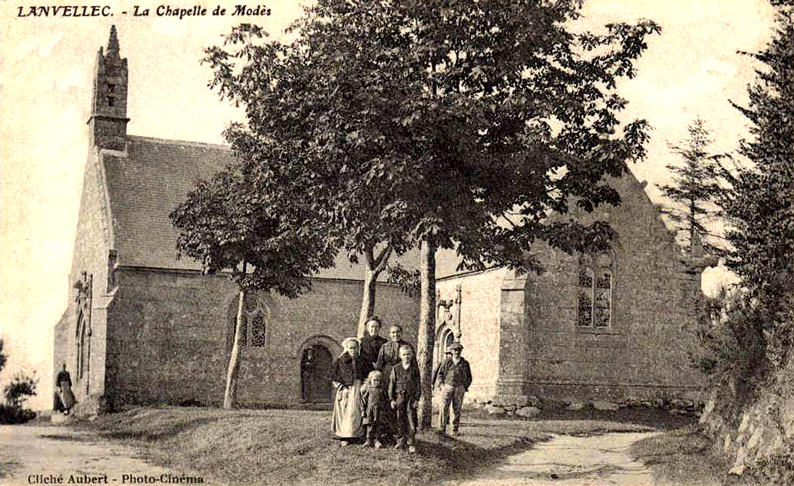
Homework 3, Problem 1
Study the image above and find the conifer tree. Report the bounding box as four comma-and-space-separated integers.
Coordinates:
723, 0, 794, 365
658, 117, 728, 256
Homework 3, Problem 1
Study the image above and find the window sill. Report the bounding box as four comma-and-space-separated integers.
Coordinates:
575, 327, 622, 335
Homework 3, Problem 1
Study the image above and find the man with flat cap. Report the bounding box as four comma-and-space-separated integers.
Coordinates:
434, 342, 472, 436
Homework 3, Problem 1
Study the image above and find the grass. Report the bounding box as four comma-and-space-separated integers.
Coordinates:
80, 406, 661, 486
629, 426, 761, 486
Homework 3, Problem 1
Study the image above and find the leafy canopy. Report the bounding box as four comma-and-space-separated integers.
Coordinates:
204, 0, 661, 272
169, 164, 336, 296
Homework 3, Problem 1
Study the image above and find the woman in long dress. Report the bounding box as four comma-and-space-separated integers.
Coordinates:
331, 338, 372, 445
55, 364, 76, 415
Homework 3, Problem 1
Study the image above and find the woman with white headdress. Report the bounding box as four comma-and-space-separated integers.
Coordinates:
330, 337, 372, 444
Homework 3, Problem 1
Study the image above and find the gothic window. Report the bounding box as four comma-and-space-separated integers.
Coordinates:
228, 293, 269, 348
76, 312, 84, 380
577, 252, 614, 328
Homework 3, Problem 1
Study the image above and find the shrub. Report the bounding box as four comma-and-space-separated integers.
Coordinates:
3, 371, 38, 409
0, 403, 36, 424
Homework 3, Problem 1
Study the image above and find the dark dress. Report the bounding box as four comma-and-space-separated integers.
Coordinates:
55, 370, 76, 411
361, 384, 387, 429
330, 353, 372, 439
359, 334, 387, 368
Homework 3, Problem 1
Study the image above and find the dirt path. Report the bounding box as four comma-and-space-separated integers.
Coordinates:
447, 432, 661, 486
0, 425, 211, 486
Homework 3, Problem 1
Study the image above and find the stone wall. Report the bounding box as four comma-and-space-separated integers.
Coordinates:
54, 149, 117, 408
105, 267, 419, 408
701, 353, 794, 477
437, 269, 506, 401
522, 176, 705, 401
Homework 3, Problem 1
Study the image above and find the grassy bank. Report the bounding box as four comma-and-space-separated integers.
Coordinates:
84, 407, 658, 486
629, 426, 761, 486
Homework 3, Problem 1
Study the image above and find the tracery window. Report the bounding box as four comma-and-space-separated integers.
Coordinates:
229, 293, 269, 347
577, 252, 614, 328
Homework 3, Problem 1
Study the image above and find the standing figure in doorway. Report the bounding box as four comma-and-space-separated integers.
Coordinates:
300, 348, 317, 402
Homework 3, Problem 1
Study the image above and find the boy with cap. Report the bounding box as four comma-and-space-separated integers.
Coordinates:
434, 342, 472, 436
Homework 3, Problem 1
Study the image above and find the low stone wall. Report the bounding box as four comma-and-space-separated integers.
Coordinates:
468, 393, 704, 418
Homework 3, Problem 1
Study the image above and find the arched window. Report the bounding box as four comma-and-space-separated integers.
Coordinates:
577, 252, 614, 328
228, 293, 270, 348
76, 311, 85, 380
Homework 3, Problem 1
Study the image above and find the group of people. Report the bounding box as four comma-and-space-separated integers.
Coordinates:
330, 317, 472, 454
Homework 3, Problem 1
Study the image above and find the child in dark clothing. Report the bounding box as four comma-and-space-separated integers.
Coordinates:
361, 370, 387, 448
388, 344, 421, 453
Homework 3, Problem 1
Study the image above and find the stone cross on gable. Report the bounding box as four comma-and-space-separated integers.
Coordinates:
437, 284, 462, 339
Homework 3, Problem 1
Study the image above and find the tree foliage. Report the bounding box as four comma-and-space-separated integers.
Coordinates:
205, 0, 659, 272
721, 2, 794, 369
657, 117, 729, 256
3, 371, 37, 408
170, 163, 336, 408
170, 165, 336, 295
204, 0, 660, 425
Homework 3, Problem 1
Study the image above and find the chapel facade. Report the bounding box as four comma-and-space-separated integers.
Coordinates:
54, 28, 708, 414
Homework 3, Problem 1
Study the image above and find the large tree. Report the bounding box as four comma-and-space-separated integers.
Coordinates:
170, 164, 335, 409
722, 0, 794, 366
658, 117, 729, 256
205, 0, 659, 427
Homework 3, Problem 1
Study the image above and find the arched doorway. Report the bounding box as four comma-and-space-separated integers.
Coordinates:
435, 325, 456, 365
300, 344, 333, 403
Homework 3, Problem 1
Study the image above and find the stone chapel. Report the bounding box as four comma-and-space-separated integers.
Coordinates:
54, 27, 709, 414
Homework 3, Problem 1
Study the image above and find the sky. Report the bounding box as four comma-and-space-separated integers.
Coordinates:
0, 0, 778, 410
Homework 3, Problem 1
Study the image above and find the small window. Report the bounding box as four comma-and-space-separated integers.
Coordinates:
577, 252, 614, 328
108, 84, 116, 93
107, 96, 115, 107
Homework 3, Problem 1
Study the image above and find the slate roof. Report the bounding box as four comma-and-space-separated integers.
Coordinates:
102, 135, 420, 280
101, 135, 671, 280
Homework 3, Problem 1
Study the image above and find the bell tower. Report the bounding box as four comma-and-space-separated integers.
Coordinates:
88, 25, 129, 151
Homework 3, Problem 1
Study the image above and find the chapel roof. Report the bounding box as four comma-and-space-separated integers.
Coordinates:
102, 135, 419, 280
101, 136, 678, 281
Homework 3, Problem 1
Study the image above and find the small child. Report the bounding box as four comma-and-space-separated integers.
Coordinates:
361, 370, 387, 448
388, 344, 421, 454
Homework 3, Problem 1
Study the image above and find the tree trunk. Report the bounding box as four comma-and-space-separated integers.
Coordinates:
417, 239, 436, 430
223, 288, 246, 409
356, 243, 393, 337
357, 269, 378, 337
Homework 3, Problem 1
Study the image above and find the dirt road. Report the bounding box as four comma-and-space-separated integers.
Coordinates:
3, 424, 662, 486
0, 425, 209, 486
447, 432, 661, 486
